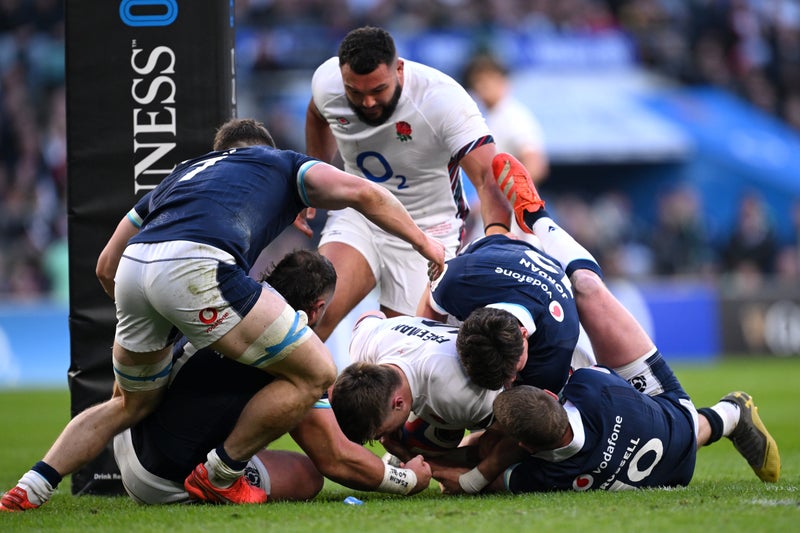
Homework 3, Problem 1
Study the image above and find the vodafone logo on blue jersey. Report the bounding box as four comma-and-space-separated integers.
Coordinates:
573, 474, 594, 491
549, 300, 564, 322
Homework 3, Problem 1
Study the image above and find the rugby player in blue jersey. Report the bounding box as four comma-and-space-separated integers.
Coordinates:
418, 233, 594, 394
113, 250, 431, 503
1, 118, 444, 512
417, 220, 591, 394
430, 154, 780, 494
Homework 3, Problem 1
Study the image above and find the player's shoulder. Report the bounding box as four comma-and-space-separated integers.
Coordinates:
404, 59, 456, 84
311, 57, 344, 100
497, 95, 535, 117
312, 56, 339, 78
232, 145, 304, 166
403, 59, 471, 103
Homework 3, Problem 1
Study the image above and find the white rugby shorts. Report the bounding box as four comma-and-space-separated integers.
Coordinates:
114, 241, 262, 352
319, 208, 461, 315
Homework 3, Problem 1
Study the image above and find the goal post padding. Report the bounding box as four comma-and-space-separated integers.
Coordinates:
65, 0, 235, 495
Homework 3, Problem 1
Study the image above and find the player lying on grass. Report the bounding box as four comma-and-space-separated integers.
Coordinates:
428, 153, 780, 494
329, 313, 500, 457
111, 250, 432, 504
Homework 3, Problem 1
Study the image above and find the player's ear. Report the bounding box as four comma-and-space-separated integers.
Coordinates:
518, 441, 535, 453
391, 394, 404, 411
306, 298, 327, 326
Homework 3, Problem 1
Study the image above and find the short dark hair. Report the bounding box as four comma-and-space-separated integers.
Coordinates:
330, 361, 401, 444
338, 26, 396, 74
213, 118, 275, 151
261, 250, 336, 313
493, 385, 568, 450
456, 307, 524, 390
462, 53, 509, 89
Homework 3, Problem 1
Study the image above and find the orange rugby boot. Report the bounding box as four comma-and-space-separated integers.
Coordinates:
184, 463, 267, 504
492, 152, 545, 233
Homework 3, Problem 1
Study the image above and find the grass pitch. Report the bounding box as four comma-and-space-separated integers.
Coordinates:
0, 356, 797, 532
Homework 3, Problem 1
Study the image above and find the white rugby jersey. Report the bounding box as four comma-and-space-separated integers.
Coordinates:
348, 315, 498, 430
484, 96, 545, 158
311, 57, 493, 230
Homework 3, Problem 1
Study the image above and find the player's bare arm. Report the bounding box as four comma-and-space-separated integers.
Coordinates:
303, 162, 445, 278
460, 143, 512, 235
304, 99, 339, 163
293, 100, 341, 237
291, 408, 430, 494
95, 216, 139, 299
414, 284, 448, 321
430, 429, 526, 495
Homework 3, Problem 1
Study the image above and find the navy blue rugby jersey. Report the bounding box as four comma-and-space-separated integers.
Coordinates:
129, 337, 275, 482
505, 365, 697, 493
430, 234, 580, 392
128, 145, 315, 270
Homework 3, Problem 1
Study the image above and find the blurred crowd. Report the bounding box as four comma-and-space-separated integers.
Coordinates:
524, 187, 800, 294
1, 0, 800, 300
0, 0, 66, 301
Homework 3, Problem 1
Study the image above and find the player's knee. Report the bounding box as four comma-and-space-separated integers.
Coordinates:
280, 343, 337, 401
571, 269, 606, 298
306, 349, 338, 391
111, 388, 164, 428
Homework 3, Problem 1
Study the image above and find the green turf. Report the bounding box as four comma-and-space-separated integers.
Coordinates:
1, 356, 797, 532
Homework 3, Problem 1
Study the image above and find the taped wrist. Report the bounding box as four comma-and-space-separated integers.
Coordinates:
458, 467, 489, 493
377, 463, 417, 495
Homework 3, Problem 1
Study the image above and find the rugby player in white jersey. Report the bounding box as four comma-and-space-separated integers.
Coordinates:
330, 313, 500, 457
298, 26, 512, 343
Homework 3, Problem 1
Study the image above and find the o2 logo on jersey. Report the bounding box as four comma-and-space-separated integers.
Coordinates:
572, 474, 594, 491
120, 0, 178, 27
356, 151, 408, 190
549, 300, 564, 322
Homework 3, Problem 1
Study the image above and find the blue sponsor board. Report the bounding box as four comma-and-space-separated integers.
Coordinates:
638, 281, 719, 361
0, 301, 70, 388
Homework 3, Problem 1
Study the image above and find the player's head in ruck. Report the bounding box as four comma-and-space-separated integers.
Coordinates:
213, 118, 276, 151
260, 249, 337, 329
330, 361, 407, 444
456, 306, 527, 390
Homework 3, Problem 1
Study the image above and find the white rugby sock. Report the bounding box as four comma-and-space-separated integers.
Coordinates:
204, 449, 243, 488
532, 217, 599, 272
17, 470, 55, 506
711, 401, 740, 437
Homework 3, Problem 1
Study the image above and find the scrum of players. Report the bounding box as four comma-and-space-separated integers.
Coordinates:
0, 26, 779, 512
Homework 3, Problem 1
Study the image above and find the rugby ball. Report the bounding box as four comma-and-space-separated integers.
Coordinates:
400, 415, 464, 456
